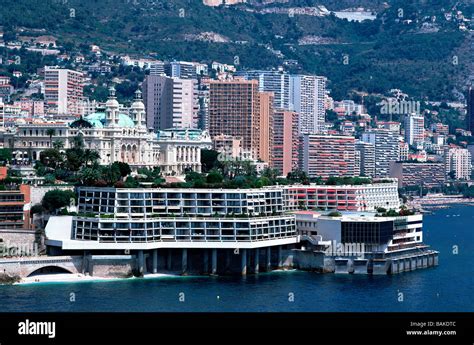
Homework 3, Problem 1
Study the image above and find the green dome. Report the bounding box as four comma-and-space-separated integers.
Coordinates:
83, 112, 135, 128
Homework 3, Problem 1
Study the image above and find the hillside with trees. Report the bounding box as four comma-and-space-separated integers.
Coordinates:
0, 0, 473, 100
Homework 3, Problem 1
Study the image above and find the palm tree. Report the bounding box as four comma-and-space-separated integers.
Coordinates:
52, 140, 64, 150
83, 149, 100, 166
46, 129, 55, 147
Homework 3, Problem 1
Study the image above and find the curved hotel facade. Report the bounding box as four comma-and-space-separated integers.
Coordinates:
44, 181, 428, 276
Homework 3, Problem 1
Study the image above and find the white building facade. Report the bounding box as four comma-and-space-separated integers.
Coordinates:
3, 89, 211, 175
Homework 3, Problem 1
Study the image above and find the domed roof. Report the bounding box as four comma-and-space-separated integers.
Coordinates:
70, 117, 93, 128
105, 86, 119, 108
83, 112, 135, 128
131, 89, 145, 110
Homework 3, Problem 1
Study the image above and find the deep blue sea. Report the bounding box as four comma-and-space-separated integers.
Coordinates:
1, 205, 473, 312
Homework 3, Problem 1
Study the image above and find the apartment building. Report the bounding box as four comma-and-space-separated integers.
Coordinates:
300, 134, 355, 178
44, 67, 84, 117
270, 110, 299, 176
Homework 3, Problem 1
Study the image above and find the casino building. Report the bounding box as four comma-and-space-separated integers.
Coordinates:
2, 88, 212, 176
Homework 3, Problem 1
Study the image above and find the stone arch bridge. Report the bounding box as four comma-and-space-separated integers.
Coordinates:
0, 256, 83, 278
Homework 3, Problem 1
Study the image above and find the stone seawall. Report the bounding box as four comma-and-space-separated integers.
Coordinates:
0, 229, 44, 256
0, 255, 137, 282
30, 185, 74, 206
84, 255, 136, 278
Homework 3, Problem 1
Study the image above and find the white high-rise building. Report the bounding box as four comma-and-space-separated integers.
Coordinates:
361, 129, 399, 178
143, 75, 198, 130
172, 78, 198, 129
166, 61, 196, 79
445, 147, 472, 180
404, 113, 425, 148
399, 141, 409, 161
355, 141, 376, 177
237, 70, 291, 110
149, 62, 166, 76
290, 75, 326, 134
44, 66, 84, 116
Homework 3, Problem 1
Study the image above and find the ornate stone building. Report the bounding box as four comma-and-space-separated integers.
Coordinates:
2, 88, 212, 176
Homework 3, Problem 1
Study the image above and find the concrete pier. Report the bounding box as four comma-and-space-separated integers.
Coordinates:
167, 249, 172, 270
410, 257, 416, 271
334, 258, 350, 274
422, 255, 428, 268
353, 259, 368, 274
372, 260, 389, 275
211, 249, 217, 275
398, 259, 405, 272
137, 250, 144, 275
203, 250, 209, 274
225, 250, 231, 273
266, 247, 271, 271
241, 249, 247, 276
254, 248, 259, 274
277, 246, 283, 268
181, 249, 188, 275
391, 259, 399, 274
152, 249, 158, 274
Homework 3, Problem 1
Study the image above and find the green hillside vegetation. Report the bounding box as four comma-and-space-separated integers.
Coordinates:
0, 0, 473, 100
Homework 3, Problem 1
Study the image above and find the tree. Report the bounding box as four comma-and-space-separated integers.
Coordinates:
52, 140, 64, 150
137, 167, 163, 185
124, 176, 139, 188
101, 164, 121, 185
112, 162, 132, 178
0, 148, 12, 165
39, 148, 63, 170
201, 149, 220, 173
186, 171, 206, 188
78, 166, 102, 186
30, 204, 45, 215
206, 169, 223, 184
463, 186, 474, 199
42, 190, 76, 213
46, 129, 55, 147
64, 148, 84, 172
287, 170, 309, 184
83, 149, 100, 166
261, 167, 279, 182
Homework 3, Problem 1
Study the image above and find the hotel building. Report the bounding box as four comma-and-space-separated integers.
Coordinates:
355, 141, 376, 177
143, 75, 198, 131
0, 183, 31, 229
3, 89, 212, 175
45, 186, 299, 275
282, 180, 400, 212
294, 211, 437, 274
256, 92, 274, 163
44, 181, 420, 276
